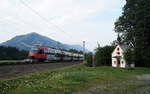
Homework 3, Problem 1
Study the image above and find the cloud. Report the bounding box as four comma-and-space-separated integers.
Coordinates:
0, 0, 125, 50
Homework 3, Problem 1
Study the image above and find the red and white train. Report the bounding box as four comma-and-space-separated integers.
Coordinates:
28, 46, 84, 62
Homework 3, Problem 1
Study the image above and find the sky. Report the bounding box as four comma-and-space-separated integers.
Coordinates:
0, 0, 125, 51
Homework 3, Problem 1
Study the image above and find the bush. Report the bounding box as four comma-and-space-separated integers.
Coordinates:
123, 49, 134, 65
94, 46, 115, 66
85, 53, 93, 67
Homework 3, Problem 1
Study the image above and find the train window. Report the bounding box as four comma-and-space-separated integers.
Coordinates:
44, 50, 48, 53
31, 50, 38, 54
50, 53, 55, 55
55, 53, 60, 57
38, 50, 44, 54
45, 49, 50, 54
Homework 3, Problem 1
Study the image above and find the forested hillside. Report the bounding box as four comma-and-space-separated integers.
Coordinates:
0, 46, 28, 60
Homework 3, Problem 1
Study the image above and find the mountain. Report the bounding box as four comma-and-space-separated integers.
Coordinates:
0, 32, 89, 52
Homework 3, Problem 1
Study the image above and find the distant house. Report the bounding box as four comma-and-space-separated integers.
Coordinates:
111, 45, 135, 68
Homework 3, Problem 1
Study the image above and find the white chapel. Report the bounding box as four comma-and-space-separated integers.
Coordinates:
112, 44, 135, 68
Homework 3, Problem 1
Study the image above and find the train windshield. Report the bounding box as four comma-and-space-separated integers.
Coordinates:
30, 48, 38, 54
37, 50, 44, 54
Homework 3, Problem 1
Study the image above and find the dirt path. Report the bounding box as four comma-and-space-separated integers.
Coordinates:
78, 74, 150, 94
128, 74, 150, 94
136, 74, 150, 81
0, 62, 81, 79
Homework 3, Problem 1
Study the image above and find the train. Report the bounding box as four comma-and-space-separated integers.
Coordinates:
28, 46, 84, 62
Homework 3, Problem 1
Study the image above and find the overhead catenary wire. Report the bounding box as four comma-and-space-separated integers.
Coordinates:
0, 1, 93, 52
0, 11, 58, 39
18, 0, 89, 52
20, 0, 73, 39
0, 11, 42, 30
0, 9, 83, 46
19, 0, 88, 50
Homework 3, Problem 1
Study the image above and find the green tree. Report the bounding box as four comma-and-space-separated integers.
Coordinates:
123, 49, 134, 65
115, 0, 150, 67
68, 49, 83, 54
94, 46, 115, 66
0, 46, 28, 60
85, 53, 93, 67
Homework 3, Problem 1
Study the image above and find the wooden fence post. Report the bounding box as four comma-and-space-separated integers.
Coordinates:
92, 54, 96, 67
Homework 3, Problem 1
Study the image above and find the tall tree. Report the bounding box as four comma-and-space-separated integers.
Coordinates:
0, 46, 28, 60
115, 0, 150, 67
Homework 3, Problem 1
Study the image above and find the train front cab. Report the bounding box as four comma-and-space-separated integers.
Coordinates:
28, 47, 48, 62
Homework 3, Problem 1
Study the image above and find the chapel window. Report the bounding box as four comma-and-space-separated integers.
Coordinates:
117, 52, 120, 55
117, 48, 119, 51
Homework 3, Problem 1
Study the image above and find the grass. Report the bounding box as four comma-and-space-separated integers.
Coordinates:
0, 63, 150, 94
0, 60, 24, 63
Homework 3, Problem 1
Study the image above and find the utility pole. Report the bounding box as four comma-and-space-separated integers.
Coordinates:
83, 41, 85, 60
83, 41, 85, 53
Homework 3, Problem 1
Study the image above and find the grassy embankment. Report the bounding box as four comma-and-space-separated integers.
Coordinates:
0, 63, 150, 94
0, 60, 24, 63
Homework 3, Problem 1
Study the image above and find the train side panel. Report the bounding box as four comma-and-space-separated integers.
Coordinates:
28, 46, 84, 62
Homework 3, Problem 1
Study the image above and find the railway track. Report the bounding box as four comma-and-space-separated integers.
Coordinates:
0, 61, 82, 66
0, 61, 82, 79
0, 61, 34, 66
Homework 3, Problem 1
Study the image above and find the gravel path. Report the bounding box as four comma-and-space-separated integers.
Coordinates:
0, 62, 81, 79
76, 74, 150, 94
136, 74, 150, 81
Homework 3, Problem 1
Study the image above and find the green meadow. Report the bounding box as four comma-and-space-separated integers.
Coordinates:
0, 60, 24, 63
0, 63, 150, 94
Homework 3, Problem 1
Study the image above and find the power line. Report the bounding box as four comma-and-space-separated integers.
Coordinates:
0, 12, 38, 29
20, 0, 73, 39
1, 11, 67, 40
19, 0, 88, 50
0, 10, 83, 45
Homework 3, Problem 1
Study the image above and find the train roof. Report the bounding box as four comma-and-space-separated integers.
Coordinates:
32, 46, 83, 55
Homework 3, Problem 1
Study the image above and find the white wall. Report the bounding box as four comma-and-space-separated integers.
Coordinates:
112, 45, 123, 57
120, 58, 126, 68
112, 45, 127, 68
112, 58, 117, 67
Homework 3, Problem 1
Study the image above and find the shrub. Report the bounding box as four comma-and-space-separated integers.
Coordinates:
123, 49, 134, 65
123, 49, 135, 69
85, 53, 93, 67
94, 46, 115, 66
